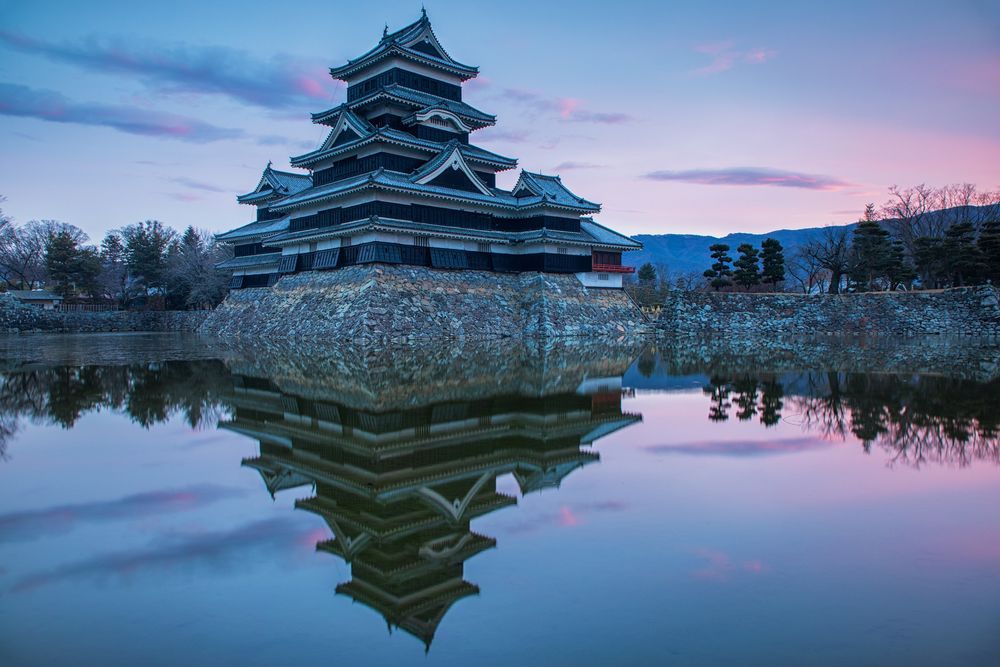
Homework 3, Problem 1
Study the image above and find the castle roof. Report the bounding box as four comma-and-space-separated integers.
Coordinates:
236, 164, 312, 205
329, 10, 479, 82
313, 85, 495, 128
269, 166, 601, 215
215, 215, 289, 242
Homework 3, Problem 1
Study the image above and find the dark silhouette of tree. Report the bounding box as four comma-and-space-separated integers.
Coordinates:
637, 262, 656, 283
703, 244, 733, 291
703, 375, 731, 422
733, 244, 760, 290
851, 212, 894, 291
760, 238, 785, 290
802, 226, 852, 294
942, 222, 983, 286
979, 219, 1000, 283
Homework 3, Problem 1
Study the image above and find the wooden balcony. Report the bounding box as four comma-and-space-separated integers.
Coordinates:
591, 263, 635, 274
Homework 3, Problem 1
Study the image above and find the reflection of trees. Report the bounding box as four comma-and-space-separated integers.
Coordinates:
702, 374, 785, 427
0, 361, 232, 441
700, 369, 1000, 467
787, 373, 1000, 467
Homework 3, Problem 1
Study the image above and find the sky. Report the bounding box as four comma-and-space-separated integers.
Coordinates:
0, 0, 998, 241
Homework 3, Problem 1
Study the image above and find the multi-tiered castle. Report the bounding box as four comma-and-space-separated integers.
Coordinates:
215, 10, 640, 293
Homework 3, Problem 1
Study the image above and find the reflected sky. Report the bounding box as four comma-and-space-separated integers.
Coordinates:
0, 335, 998, 666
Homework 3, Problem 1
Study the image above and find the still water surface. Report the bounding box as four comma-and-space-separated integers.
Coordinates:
0, 334, 998, 666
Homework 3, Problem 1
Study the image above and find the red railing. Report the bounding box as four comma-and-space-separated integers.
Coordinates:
591, 263, 635, 274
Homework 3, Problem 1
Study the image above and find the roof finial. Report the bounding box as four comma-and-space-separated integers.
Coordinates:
383, 23, 388, 38
421, 5, 427, 19
266, 159, 272, 169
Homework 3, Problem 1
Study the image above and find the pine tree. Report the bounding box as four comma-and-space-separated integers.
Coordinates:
943, 222, 983, 286
914, 236, 946, 288
979, 219, 1000, 283
760, 238, 785, 289
45, 230, 79, 298
733, 243, 761, 290
637, 262, 657, 283
703, 243, 733, 291
851, 219, 893, 290
886, 240, 916, 290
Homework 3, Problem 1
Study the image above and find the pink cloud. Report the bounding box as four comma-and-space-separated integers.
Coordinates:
692, 41, 776, 75
691, 547, 769, 581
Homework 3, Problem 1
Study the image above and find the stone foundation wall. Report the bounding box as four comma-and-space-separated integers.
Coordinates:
0, 295, 210, 334
199, 265, 649, 342
655, 286, 1000, 337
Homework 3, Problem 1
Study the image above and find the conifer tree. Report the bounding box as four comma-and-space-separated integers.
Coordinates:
703, 243, 733, 291
978, 219, 1000, 283
760, 238, 785, 289
733, 243, 761, 290
914, 236, 946, 288
943, 222, 983, 286
851, 218, 893, 290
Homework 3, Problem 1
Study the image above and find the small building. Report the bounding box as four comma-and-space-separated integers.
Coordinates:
7, 290, 64, 310
216, 10, 641, 291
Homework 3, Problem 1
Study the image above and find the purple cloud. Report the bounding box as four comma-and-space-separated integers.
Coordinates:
645, 436, 832, 457
0, 83, 245, 142
9, 516, 324, 592
644, 167, 851, 191
0, 31, 340, 110
552, 161, 607, 171
692, 41, 777, 75
169, 177, 226, 193
0, 484, 247, 543
498, 88, 633, 124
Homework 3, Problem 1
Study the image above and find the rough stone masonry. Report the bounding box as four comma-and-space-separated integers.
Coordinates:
199, 264, 650, 342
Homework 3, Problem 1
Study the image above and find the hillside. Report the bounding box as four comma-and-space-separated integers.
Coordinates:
627, 224, 855, 277
628, 204, 995, 277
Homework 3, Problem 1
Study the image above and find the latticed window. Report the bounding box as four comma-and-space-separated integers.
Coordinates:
477, 242, 490, 253
414, 236, 429, 247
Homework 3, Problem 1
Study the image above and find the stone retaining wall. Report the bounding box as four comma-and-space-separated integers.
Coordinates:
199, 265, 649, 342
0, 294, 209, 334
655, 286, 1000, 337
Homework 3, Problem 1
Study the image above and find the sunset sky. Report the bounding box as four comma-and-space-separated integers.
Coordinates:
1, 0, 998, 241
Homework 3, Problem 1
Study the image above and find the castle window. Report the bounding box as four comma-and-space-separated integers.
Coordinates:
477, 242, 491, 253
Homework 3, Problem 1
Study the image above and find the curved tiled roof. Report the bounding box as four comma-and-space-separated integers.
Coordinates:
329, 12, 478, 81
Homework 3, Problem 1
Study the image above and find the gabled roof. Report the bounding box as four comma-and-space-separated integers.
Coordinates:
410, 142, 494, 196
313, 85, 495, 129
237, 164, 312, 205
330, 10, 479, 82
512, 171, 600, 211
290, 126, 516, 170
269, 167, 600, 215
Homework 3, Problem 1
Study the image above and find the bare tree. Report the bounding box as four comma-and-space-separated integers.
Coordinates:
786, 247, 828, 294
801, 226, 852, 294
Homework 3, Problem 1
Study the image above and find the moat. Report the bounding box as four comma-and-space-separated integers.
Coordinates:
0, 334, 998, 666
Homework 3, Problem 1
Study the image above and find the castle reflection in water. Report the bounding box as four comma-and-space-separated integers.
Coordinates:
223, 357, 641, 647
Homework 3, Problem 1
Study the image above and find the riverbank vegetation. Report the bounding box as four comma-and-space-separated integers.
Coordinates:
0, 195, 232, 309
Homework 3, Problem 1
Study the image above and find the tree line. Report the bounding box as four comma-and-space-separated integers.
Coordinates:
0, 195, 232, 309
787, 184, 1000, 294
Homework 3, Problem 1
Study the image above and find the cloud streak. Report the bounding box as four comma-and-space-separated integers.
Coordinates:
645, 436, 832, 457
498, 88, 633, 125
644, 167, 851, 191
0, 484, 247, 543
692, 41, 776, 75
10, 516, 322, 592
0, 83, 245, 142
0, 31, 339, 110
552, 161, 607, 171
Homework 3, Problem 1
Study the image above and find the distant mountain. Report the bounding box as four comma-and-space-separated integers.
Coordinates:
627, 223, 855, 276
627, 204, 995, 276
